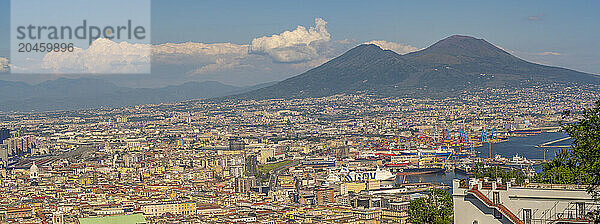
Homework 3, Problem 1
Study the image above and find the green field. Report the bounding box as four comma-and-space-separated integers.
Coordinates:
259, 160, 294, 173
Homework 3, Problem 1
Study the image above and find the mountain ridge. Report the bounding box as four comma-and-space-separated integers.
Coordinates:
2, 35, 599, 111
238, 35, 600, 99
0, 78, 265, 111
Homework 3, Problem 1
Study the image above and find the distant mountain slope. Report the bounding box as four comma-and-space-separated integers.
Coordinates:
243, 44, 418, 98
0, 78, 262, 111
240, 35, 600, 99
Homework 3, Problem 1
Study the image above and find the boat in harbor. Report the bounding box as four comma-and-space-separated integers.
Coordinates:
341, 167, 396, 182
384, 161, 411, 167
508, 129, 542, 136
323, 166, 396, 182
390, 167, 445, 175
454, 164, 473, 175
375, 146, 453, 157
398, 149, 451, 157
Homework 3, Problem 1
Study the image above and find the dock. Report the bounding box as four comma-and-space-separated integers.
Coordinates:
535, 137, 571, 148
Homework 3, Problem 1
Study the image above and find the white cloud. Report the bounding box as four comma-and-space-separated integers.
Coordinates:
23, 19, 422, 86
250, 17, 331, 63
42, 38, 151, 74
0, 57, 8, 72
152, 37, 356, 80
25, 18, 357, 86
153, 42, 249, 65
151, 42, 254, 76
191, 58, 251, 75
363, 40, 419, 54
527, 14, 544, 21
535, 51, 561, 56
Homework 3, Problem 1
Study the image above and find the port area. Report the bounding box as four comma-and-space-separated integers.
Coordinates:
339, 128, 567, 190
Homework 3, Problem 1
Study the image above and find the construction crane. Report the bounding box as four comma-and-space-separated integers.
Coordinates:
442, 150, 454, 169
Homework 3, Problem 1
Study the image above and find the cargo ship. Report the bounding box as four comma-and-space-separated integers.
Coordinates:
508, 129, 542, 136
397, 149, 452, 157
374, 147, 453, 157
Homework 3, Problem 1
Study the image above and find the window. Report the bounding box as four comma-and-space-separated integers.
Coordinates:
576, 202, 585, 218
523, 209, 532, 224
492, 191, 502, 218
493, 192, 500, 204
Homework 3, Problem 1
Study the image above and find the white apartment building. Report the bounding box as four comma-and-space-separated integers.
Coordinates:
453, 179, 599, 224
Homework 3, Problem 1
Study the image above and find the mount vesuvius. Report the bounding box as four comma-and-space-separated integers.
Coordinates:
238, 35, 600, 99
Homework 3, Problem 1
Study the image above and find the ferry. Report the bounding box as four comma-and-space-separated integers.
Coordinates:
342, 167, 396, 182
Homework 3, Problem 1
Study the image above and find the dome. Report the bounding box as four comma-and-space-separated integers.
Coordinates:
30, 161, 39, 179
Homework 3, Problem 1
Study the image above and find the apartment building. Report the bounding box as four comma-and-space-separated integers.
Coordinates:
453, 179, 599, 224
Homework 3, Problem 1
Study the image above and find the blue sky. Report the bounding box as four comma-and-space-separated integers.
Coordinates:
153, 0, 598, 56
1, 0, 599, 86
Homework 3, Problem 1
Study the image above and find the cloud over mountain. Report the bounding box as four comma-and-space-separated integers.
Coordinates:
13, 17, 417, 87
152, 42, 249, 65
42, 38, 151, 74
363, 40, 419, 54
249, 17, 331, 63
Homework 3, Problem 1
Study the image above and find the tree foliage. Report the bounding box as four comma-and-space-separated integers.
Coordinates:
470, 164, 528, 185
408, 188, 453, 224
535, 101, 600, 190
534, 100, 600, 221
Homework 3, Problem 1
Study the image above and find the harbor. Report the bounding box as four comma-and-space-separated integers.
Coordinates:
312, 130, 574, 192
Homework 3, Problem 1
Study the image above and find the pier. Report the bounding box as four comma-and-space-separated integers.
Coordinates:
535, 137, 571, 148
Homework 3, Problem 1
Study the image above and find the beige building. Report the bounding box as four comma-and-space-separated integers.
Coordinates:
341, 182, 366, 195
141, 202, 197, 217
340, 180, 379, 195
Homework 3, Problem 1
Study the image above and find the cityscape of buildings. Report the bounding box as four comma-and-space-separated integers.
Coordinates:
0, 83, 599, 223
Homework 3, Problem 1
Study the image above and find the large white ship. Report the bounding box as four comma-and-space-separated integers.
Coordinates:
343, 167, 395, 182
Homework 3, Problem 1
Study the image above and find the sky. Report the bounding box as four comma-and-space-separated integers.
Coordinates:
0, 0, 599, 87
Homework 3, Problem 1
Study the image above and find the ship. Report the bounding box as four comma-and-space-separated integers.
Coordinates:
343, 167, 395, 181
506, 154, 538, 166
384, 161, 411, 167
454, 164, 473, 175
375, 147, 453, 157
397, 149, 452, 157
390, 167, 445, 175
508, 129, 542, 136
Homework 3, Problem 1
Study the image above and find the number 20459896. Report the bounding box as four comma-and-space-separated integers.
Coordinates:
17, 43, 75, 53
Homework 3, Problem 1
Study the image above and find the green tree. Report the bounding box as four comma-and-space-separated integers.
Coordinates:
536, 101, 600, 188
563, 100, 600, 197
535, 100, 600, 221
471, 164, 528, 185
408, 188, 453, 224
